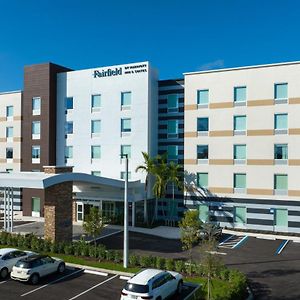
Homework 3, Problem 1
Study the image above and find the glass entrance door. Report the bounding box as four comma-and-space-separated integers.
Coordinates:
31, 197, 41, 217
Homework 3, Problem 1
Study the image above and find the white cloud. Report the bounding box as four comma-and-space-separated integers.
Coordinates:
198, 59, 225, 71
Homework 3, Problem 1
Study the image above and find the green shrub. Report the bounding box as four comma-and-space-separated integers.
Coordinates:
165, 258, 175, 271
80, 243, 89, 257
0, 232, 9, 245
105, 250, 115, 261
30, 236, 40, 251
43, 239, 52, 253
64, 243, 74, 255
97, 245, 107, 261
155, 257, 165, 269
139, 255, 153, 268
174, 260, 185, 273
113, 251, 122, 263
129, 254, 139, 267
88, 245, 98, 258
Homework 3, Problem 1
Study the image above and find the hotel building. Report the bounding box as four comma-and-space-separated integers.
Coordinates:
1, 60, 300, 232
184, 61, 300, 233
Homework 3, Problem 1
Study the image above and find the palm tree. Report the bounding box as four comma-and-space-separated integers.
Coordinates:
167, 161, 182, 220
135, 152, 156, 223
152, 154, 169, 219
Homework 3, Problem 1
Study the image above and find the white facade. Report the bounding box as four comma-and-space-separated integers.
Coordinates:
0, 91, 22, 172
56, 61, 158, 183
184, 62, 300, 232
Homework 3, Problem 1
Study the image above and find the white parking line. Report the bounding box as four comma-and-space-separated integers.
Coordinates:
0, 280, 8, 285
21, 269, 83, 297
89, 230, 123, 243
84, 270, 108, 276
183, 283, 201, 300
219, 235, 234, 245
119, 275, 131, 281
67, 274, 118, 300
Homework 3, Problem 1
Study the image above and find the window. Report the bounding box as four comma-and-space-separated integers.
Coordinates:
91, 145, 101, 159
91, 171, 101, 176
6, 106, 13, 117
167, 120, 178, 136
65, 97, 73, 110
234, 207, 246, 224
199, 204, 209, 222
197, 173, 208, 188
234, 115, 246, 132
275, 209, 288, 227
197, 145, 208, 159
167, 145, 178, 160
65, 121, 73, 134
32, 121, 41, 138
121, 118, 131, 133
275, 83, 288, 100
167, 94, 178, 110
234, 173, 246, 189
234, 86, 246, 103
234, 145, 246, 160
32, 97, 41, 114
274, 144, 288, 160
121, 145, 131, 159
197, 89, 209, 105
65, 146, 73, 159
274, 174, 288, 191
32, 146, 40, 159
274, 113, 287, 131
121, 92, 131, 107
121, 171, 132, 180
197, 117, 209, 132
91, 94, 101, 110
32, 197, 41, 214
6, 127, 13, 138
91, 120, 101, 134
6, 147, 13, 159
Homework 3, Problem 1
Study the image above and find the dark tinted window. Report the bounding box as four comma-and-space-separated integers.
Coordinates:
15, 260, 31, 268
13, 251, 26, 258
125, 283, 149, 293
152, 275, 166, 289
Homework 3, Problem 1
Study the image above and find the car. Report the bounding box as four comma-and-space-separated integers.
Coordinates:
0, 248, 35, 279
10, 254, 65, 284
120, 268, 183, 300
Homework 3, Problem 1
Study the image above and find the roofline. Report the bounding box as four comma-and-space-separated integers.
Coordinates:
184, 60, 300, 76
0, 90, 22, 95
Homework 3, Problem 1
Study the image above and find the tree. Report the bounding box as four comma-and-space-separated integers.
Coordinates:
83, 207, 107, 247
178, 210, 202, 275
166, 161, 182, 220
135, 152, 156, 223
199, 233, 223, 300
152, 154, 169, 219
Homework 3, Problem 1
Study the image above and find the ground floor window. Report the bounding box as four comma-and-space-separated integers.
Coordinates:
31, 197, 40, 217
275, 209, 288, 227
199, 204, 209, 222
77, 203, 83, 221
234, 206, 246, 224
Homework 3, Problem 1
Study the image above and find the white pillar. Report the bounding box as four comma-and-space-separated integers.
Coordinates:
3, 188, 7, 231
123, 155, 129, 268
10, 188, 14, 232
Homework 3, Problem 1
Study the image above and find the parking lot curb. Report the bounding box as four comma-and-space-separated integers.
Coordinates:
66, 262, 135, 277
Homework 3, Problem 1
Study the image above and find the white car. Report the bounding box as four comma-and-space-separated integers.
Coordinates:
0, 248, 35, 279
120, 268, 183, 300
11, 254, 65, 284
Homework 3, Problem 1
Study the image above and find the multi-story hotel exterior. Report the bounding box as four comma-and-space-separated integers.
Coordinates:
0, 91, 22, 211
184, 61, 300, 233
1, 60, 300, 232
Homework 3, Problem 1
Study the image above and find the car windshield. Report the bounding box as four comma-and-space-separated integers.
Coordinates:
125, 283, 149, 293
15, 260, 31, 268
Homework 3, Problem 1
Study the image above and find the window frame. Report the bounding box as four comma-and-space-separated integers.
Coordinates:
197, 89, 209, 106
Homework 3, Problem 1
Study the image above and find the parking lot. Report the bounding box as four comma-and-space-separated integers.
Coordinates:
218, 234, 300, 300
0, 267, 197, 300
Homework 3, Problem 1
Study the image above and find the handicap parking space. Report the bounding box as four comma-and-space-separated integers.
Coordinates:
218, 234, 248, 249
0, 267, 198, 300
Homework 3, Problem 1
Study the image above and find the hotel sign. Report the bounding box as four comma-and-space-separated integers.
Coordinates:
93, 63, 147, 78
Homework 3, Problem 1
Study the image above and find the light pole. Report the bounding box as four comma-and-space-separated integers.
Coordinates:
121, 154, 129, 268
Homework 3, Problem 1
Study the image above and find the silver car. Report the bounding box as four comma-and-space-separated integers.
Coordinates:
0, 248, 35, 279
11, 254, 65, 284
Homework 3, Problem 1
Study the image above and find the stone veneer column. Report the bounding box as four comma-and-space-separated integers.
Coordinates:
44, 166, 73, 242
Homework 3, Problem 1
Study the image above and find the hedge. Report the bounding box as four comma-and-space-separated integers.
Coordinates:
0, 231, 247, 299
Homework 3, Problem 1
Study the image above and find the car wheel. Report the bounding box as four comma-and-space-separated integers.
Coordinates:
30, 273, 40, 285
57, 262, 65, 274
177, 280, 183, 294
0, 267, 8, 279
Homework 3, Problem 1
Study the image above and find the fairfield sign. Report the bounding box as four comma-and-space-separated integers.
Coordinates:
93, 63, 147, 78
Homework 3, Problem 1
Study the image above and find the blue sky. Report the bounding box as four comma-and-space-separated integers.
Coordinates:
0, 0, 299, 91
